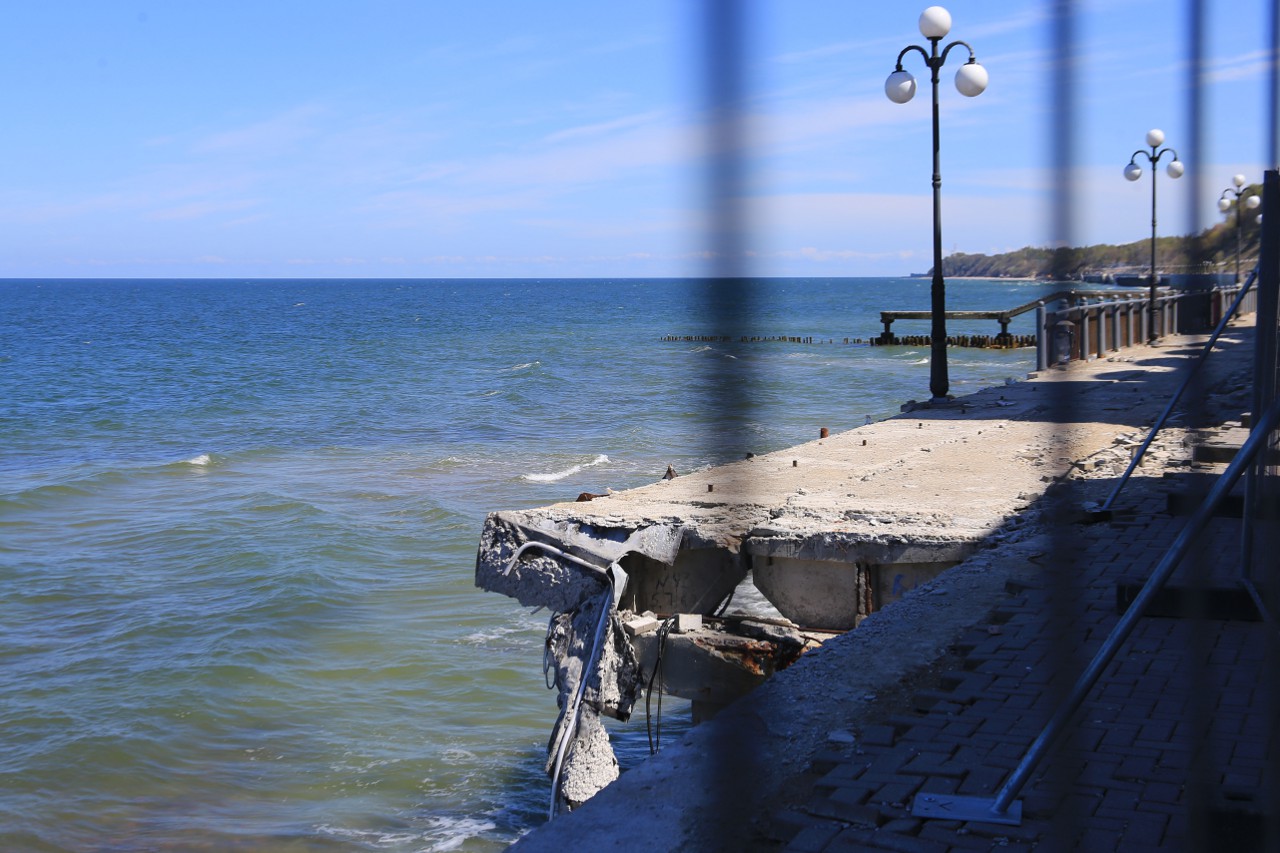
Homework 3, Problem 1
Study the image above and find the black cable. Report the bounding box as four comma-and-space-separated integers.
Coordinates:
645, 617, 676, 755
713, 586, 735, 617
542, 611, 562, 690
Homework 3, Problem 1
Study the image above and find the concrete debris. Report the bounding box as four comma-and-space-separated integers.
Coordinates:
552, 711, 617, 810
544, 593, 641, 809
673, 613, 702, 633
622, 614, 661, 636
476, 512, 684, 613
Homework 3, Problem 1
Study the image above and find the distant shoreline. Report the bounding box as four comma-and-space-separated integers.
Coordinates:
909, 273, 1042, 282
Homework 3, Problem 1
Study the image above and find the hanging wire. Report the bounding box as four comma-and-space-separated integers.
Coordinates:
645, 617, 677, 755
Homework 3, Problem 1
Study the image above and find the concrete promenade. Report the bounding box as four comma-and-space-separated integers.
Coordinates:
506, 320, 1275, 852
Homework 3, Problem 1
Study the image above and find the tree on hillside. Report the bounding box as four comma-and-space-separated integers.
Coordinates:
928, 184, 1263, 279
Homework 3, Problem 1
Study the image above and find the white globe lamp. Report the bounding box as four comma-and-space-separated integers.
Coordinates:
955, 62, 988, 97
885, 69, 917, 104
918, 6, 952, 39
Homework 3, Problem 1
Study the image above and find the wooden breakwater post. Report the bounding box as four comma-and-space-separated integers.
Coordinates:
657, 334, 1032, 348
659, 335, 871, 345
869, 333, 1037, 348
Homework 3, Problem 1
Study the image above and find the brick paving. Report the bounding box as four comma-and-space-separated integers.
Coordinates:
775, 466, 1277, 851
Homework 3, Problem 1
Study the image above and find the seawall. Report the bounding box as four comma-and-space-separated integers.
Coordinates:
481, 318, 1257, 850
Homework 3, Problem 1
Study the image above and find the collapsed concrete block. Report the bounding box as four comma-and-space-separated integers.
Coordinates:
624, 615, 662, 636
674, 613, 702, 633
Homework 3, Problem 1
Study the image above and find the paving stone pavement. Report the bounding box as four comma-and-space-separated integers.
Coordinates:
774, 465, 1278, 851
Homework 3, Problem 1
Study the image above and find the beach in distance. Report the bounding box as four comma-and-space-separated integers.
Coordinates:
1, 276, 1070, 851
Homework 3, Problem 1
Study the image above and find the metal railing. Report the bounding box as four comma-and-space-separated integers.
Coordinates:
1098, 269, 1259, 513
912, 393, 1280, 826
1033, 282, 1255, 371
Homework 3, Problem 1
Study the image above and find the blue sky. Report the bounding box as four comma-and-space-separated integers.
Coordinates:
0, 1, 1273, 279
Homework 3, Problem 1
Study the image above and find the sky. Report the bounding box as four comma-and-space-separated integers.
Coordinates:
0, 0, 1274, 279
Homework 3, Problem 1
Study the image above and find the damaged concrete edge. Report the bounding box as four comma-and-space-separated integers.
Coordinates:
474, 464, 1024, 811
742, 530, 982, 566
476, 510, 689, 612
507, 529, 1053, 852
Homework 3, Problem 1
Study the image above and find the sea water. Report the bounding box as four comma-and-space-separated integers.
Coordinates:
0, 277, 1065, 851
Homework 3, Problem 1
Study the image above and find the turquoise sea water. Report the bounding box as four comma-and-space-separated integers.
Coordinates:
0, 277, 1066, 851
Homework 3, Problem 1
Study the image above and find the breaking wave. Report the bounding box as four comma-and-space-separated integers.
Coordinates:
520, 454, 609, 483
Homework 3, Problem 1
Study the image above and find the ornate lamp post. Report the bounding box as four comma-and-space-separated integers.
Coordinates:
1218, 174, 1261, 284
885, 6, 988, 402
1124, 129, 1184, 342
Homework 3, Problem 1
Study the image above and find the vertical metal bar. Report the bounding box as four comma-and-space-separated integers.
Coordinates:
1264, 15, 1280, 851
1272, 0, 1280, 169
1245, 171, 1280, 575
1043, 0, 1086, 839
700, 3, 759, 845
1182, 4, 1212, 841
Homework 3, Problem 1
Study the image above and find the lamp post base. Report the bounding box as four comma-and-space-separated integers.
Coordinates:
900, 396, 958, 413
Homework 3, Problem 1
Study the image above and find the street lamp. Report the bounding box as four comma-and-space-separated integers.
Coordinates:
1218, 174, 1261, 285
885, 6, 988, 402
1124, 129, 1184, 342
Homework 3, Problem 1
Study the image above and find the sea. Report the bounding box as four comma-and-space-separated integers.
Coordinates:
0, 276, 1068, 852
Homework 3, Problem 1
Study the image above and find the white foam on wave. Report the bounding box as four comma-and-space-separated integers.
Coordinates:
521, 454, 609, 483
504, 360, 540, 371
184, 453, 214, 467
317, 816, 498, 851
458, 623, 536, 648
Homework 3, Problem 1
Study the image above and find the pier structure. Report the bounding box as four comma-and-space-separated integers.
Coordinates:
475, 303, 1261, 815
660, 282, 1252, 352
489, 311, 1274, 851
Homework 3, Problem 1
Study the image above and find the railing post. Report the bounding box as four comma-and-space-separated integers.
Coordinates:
1080, 306, 1091, 361
1036, 303, 1047, 371
1094, 303, 1103, 357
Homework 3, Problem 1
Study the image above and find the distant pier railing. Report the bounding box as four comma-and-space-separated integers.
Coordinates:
875, 289, 1147, 347
659, 283, 1255, 357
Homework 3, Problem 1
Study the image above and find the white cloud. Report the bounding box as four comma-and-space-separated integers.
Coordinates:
1206, 50, 1275, 84
193, 104, 328, 156
544, 110, 668, 143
